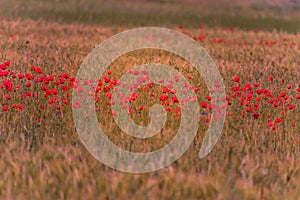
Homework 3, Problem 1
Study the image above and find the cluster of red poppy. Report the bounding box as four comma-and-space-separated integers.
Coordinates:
178, 25, 297, 47
0, 61, 72, 120
1, 59, 298, 131
225, 75, 299, 130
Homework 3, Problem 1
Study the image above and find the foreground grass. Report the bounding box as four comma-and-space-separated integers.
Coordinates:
0, 18, 300, 199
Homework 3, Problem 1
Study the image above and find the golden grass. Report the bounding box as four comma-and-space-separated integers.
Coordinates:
0, 18, 299, 199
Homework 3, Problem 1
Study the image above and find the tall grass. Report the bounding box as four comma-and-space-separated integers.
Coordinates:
0, 8, 299, 200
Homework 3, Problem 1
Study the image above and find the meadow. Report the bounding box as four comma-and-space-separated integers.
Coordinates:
0, 0, 300, 199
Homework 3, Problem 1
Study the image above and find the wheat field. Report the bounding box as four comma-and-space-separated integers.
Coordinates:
0, 1, 300, 199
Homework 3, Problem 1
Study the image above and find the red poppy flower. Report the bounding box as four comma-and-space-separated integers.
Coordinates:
25, 82, 31, 87
231, 86, 239, 91
165, 107, 171, 112
256, 89, 264, 95
105, 92, 113, 99
288, 104, 295, 110
233, 76, 240, 83
18, 74, 24, 79
172, 96, 179, 103
159, 95, 168, 101
206, 96, 212, 101
268, 121, 273, 127
62, 99, 69, 105
3, 106, 8, 111
62, 85, 69, 91
17, 104, 24, 110
275, 117, 282, 124
200, 102, 207, 108
26, 73, 34, 80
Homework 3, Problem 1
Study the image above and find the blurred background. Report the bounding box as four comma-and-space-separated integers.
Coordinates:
1, 0, 299, 33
